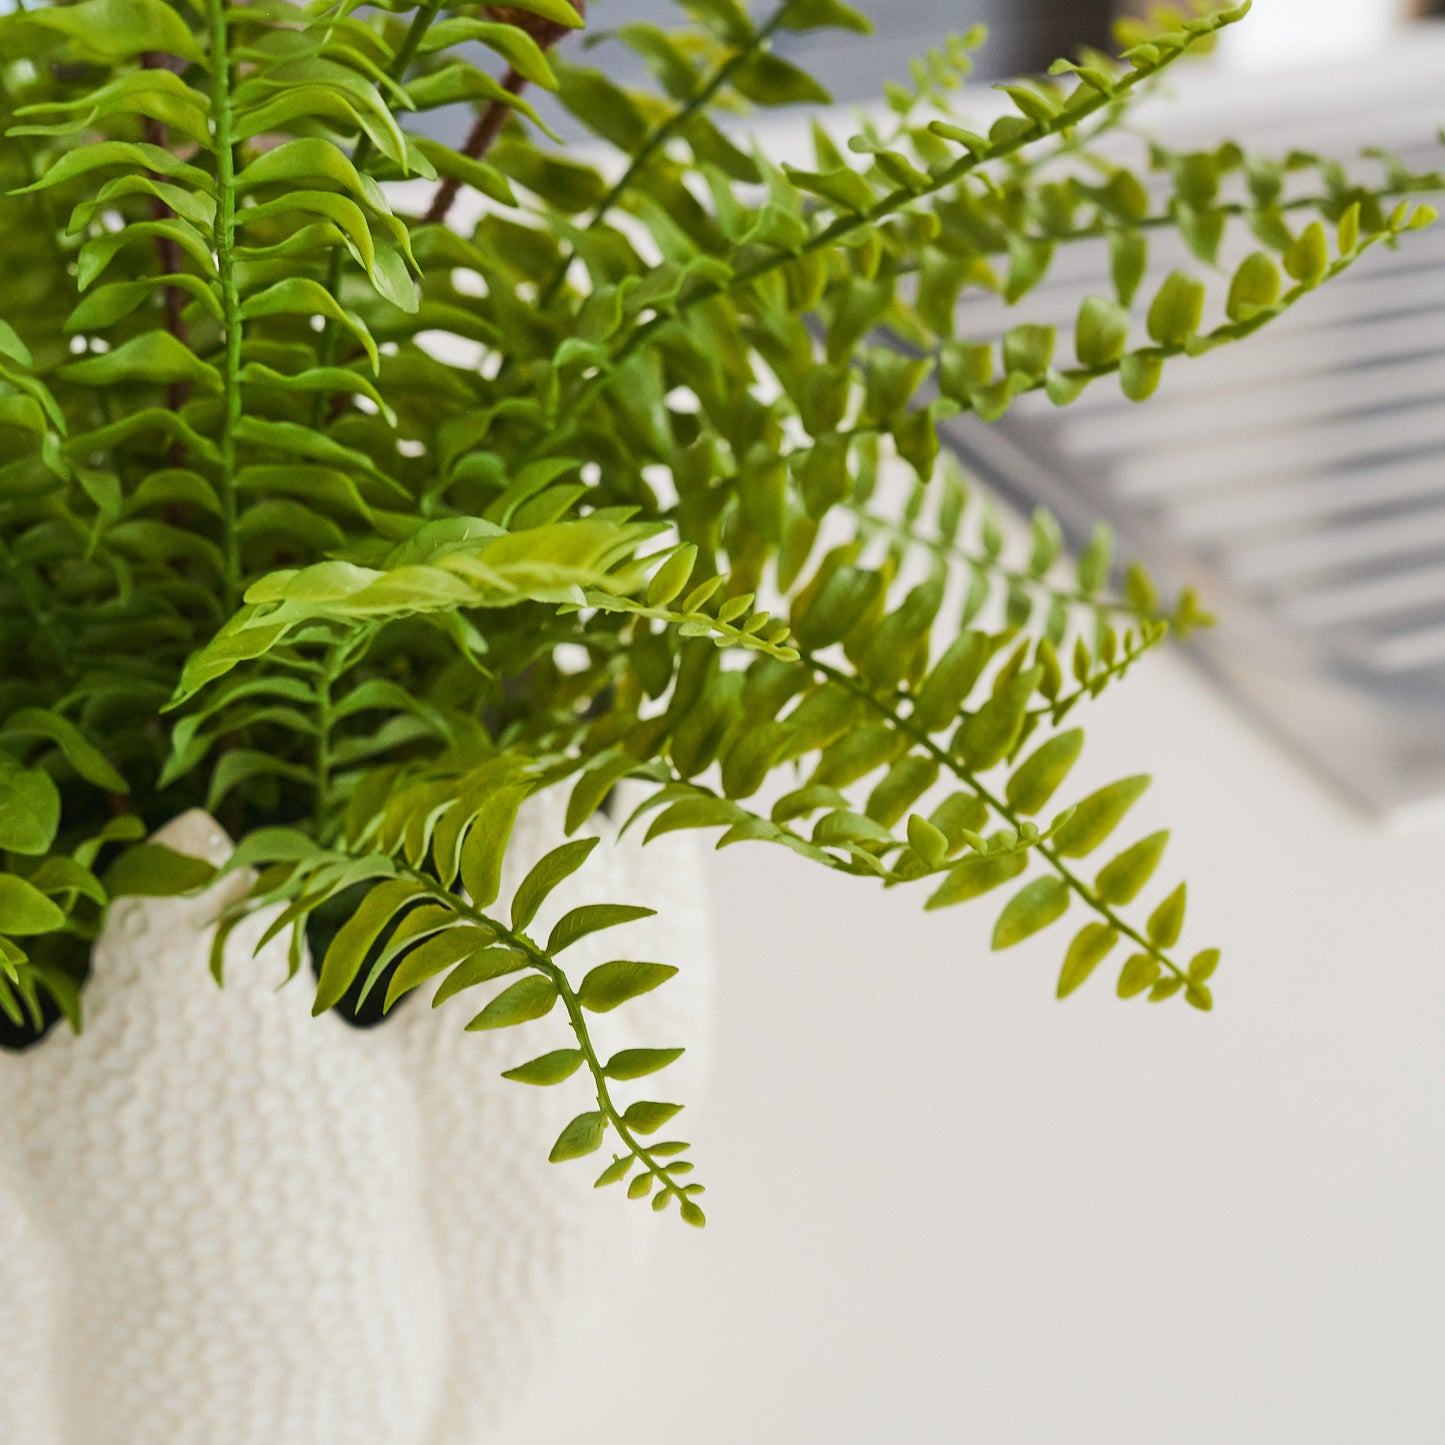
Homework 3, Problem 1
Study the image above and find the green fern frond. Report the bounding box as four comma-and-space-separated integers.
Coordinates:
1, 0, 1439, 1218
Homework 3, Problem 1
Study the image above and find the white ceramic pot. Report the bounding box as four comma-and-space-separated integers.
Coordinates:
0, 791, 712, 1445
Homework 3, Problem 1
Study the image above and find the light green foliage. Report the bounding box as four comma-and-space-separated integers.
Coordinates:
0, 0, 1438, 1224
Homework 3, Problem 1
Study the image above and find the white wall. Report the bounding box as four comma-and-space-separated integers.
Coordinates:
1215, 0, 1414, 68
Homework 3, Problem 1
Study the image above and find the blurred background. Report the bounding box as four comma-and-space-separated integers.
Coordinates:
519, 0, 1442, 116
587, 0, 1117, 95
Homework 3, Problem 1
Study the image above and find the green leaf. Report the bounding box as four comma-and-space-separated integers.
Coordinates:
420, 19, 561, 88
1108, 228, 1147, 306
0, 873, 66, 934
549, 1111, 607, 1163
992, 876, 1069, 950
1057, 923, 1118, 997
595, 1156, 634, 1187
578, 959, 679, 1013
1051, 776, 1150, 858
1120, 351, 1163, 402
732, 53, 831, 106
385, 926, 494, 1011
490, 0, 583, 26
6, 709, 128, 793
14, 140, 211, 196
604, 1046, 685, 1080
680, 1199, 707, 1227
237, 364, 394, 424
1146, 882, 1187, 949
406, 65, 553, 138
1283, 220, 1328, 285
432, 945, 528, 1007
502, 1049, 585, 1086
235, 189, 379, 274
784, 164, 875, 214
232, 83, 402, 163
906, 813, 948, 868
1004, 729, 1083, 816
77, 220, 216, 289
103, 844, 216, 899
781, 0, 872, 32
237, 136, 380, 204
0, 319, 33, 368
64, 273, 210, 335
314, 879, 422, 1015
997, 232, 1048, 304
457, 781, 530, 910
60, 332, 222, 392
1117, 952, 1161, 999
682, 0, 753, 42
0, 759, 60, 855
1146, 271, 1206, 347
628, 1172, 654, 1200
961, 667, 1041, 770
466, 974, 559, 1030
412, 136, 518, 208
925, 849, 1027, 910
547, 902, 655, 955
1188, 947, 1220, 983
1002, 323, 1055, 378
913, 632, 991, 732
510, 836, 600, 932
1225, 251, 1281, 322
1075, 295, 1129, 367
1076, 525, 1112, 595
28, 0, 204, 61
69, 171, 213, 229
1094, 830, 1169, 905
623, 1100, 684, 1133
647, 545, 698, 608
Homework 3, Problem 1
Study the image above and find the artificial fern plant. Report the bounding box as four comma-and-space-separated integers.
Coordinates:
0, 0, 1438, 1226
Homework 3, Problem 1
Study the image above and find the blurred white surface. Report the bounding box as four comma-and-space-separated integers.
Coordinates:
501, 645, 1445, 1443
1215, 0, 1414, 69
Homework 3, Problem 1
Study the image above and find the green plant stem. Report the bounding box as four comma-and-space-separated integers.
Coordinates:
313, 659, 335, 836
533, 4, 789, 313
407, 870, 696, 1210
927, 185, 1445, 260
802, 650, 1188, 983
1027, 643, 1160, 721
846, 505, 1173, 629
206, 0, 242, 609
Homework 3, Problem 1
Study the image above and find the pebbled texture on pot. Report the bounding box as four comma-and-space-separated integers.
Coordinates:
0, 791, 713, 1445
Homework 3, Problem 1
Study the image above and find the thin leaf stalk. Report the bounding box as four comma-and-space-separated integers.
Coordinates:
533, 2, 788, 311
403, 870, 698, 1214
206, 0, 242, 608
846, 504, 1175, 629
801, 651, 1189, 984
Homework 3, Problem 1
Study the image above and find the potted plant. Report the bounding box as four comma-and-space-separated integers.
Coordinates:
0, 0, 1436, 1436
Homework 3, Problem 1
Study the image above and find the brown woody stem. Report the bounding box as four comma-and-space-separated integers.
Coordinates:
422, 3, 585, 228
140, 51, 191, 455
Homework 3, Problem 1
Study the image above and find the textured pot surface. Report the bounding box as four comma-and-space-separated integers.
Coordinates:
0, 793, 712, 1445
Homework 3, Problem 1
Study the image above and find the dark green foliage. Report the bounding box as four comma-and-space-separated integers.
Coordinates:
0, 0, 1439, 1218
